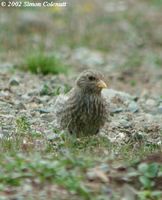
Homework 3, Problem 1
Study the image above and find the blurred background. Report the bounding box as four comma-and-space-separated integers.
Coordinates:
0, 0, 162, 96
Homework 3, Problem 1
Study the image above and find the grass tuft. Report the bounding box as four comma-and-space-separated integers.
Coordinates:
22, 53, 68, 75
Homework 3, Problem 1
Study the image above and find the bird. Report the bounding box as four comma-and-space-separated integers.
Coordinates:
55, 70, 109, 137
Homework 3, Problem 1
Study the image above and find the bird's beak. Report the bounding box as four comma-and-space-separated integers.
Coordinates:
96, 80, 107, 89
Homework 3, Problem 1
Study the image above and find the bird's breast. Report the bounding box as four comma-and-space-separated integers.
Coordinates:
75, 94, 104, 121
62, 92, 106, 136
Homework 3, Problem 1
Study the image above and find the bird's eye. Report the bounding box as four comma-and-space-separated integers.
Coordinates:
88, 76, 96, 81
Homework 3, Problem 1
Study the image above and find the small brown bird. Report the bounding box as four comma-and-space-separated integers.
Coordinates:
56, 70, 108, 137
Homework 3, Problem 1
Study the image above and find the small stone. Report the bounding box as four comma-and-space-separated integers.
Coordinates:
0, 91, 10, 97
23, 184, 32, 193
119, 119, 132, 128
102, 89, 132, 101
157, 141, 162, 145
9, 78, 20, 86
103, 89, 138, 113
86, 168, 108, 182
21, 94, 30, 100
145, 99, 157, 107
41, 114, 54, 122
128, 101, 139, 113
16, 102, 26, 110
132, 132, 145, 140
98, 163, 110, 173
118, 132, 126, 139
39, 96, 50, 103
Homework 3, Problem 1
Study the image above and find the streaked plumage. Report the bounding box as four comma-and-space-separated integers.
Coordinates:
56, 70, 109, 137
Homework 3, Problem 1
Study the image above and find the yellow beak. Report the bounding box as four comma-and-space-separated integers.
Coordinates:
96, 80, 107, 89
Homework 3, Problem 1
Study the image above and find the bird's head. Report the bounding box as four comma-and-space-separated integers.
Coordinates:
76, 70, 107, 94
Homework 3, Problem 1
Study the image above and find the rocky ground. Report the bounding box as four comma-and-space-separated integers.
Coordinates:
0, 54, 162, 145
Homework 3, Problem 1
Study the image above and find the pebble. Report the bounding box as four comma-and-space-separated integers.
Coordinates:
15, 102, 26, 110
98, 163, 110, 173
103, 89, 139, 113
0, 91, 10, 97
119, 119, 132, 128
41, 114, 55, 122
9, 77, 20, 86
128, 101, 139, 113
102, 89, 132, 101
118, 132, 126, 139
145, 99, 157, 107
21, 94, 30, 100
